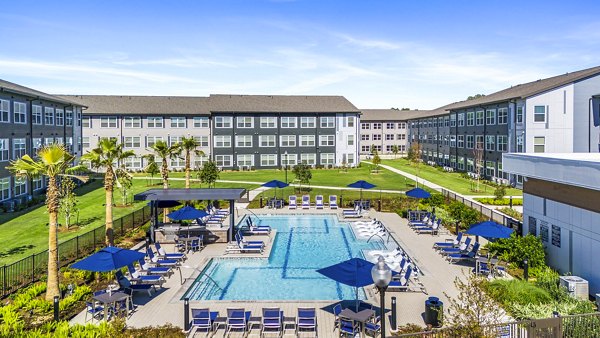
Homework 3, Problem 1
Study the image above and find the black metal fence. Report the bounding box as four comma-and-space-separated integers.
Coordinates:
0, 205, 151, 298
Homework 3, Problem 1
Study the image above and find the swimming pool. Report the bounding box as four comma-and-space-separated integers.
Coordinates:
183, 214, 389, 301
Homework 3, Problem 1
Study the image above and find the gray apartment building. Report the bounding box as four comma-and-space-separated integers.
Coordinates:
0, 79, 83, 208
358, 109, 419, 156
407, 105, 453, 166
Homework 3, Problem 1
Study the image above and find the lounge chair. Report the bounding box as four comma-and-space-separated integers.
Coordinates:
191, 308, 219, 334
245, 218, 271, 233
343, 206, 363, 218
302, 195, 310, 209
416, 219, 441, 235
226, 308, 251, 336
448, 242, 480, 263
329, 195, 338, 209
409, 214, 431, 227
137, 259, 172, 277
146, 248, 179, 267
208, 204, 229, 216
388, 266, 413, 292
237, 232, 265, 248
126, 263, 165, 287
315, 195, 324, 209
261, 307, 283, 337
233, 235, 264, 254
296, 307, 317, 336
433, 232, 463, 250
289, 196, 297, 210
439, 237, 472, 256
154, 242, 186, 261
115, 270, 153, 297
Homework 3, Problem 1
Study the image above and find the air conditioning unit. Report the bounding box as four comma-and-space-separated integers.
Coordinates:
596, 293, 600, 310
559, 276, 589, 300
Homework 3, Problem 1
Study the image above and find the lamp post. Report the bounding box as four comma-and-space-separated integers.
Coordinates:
371, 256, 392, 337
284, 151, 288, 184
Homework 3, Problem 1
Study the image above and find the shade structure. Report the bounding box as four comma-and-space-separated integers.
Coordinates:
466, 220, 514, 239
406, 187, 431, 199
317, 257, 397, 310
262, 180, 289, 199
167, 205, 209, 221
347, 180, 376, 201
71, 246, 145, 272
148, 200, 181, 208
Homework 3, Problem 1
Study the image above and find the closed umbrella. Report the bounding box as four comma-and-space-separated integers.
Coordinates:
71, 246, 145, 272
347, 180, 377, 205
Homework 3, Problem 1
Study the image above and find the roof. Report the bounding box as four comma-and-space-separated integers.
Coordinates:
360, 109, 430, 121
0, 79, 81, 106
208, 94, 359, 113
134, 188, 247, 201
405, 102, 465, 121
59, 95, 211, 115
450, 65, 600, 110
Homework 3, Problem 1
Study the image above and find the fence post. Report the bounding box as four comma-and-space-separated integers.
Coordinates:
76, 235, 79, 260
2, 265, 5, 297
32, 254, 35, 283
120, 216, 124, 236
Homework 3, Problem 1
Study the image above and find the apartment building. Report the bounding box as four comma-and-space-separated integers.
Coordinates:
407, 105, 454, 165
0, 79, 83, 207
358, 109, 418, 156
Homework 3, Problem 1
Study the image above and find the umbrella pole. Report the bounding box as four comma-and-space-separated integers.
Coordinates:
356, 287, 359, 311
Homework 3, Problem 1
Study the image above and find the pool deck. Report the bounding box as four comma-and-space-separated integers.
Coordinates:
70, 208, 472, 335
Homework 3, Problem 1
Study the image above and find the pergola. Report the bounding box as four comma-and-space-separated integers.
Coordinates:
133, 188, 247, 243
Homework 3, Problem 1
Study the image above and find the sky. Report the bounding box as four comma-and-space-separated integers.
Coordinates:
1, 0, 600, 109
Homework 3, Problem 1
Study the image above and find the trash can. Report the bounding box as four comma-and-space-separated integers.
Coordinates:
425, 296, 443, 327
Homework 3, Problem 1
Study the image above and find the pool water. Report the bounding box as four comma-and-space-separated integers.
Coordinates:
183, 215, 388, 301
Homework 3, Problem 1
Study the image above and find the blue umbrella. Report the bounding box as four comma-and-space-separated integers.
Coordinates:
71, 246, 145, 272
406, 187, 431, 199
317, 257, 397, 310
262, 180, 289, 199
466, 220, 514, 239
167, 205, 209, 221
347, 180, 376, 201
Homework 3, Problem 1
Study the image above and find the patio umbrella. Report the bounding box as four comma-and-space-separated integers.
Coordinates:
167, 205, 209, 236
466, 220, 514, 239
347, 180, 377, 202
262, 179, 289, 199
317, 257, 397, 311
405, 188, 431, 199
71, 246, 145, 272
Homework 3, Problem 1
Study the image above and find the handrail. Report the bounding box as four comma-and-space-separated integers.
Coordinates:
244, 209, 262, 221
367, 232, 390, 244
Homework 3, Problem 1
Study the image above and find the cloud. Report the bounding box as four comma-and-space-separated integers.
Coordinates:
334, 33, 407, 50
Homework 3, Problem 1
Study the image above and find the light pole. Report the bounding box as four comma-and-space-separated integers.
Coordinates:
371, 255, 392, 337
284, 151, 288, 184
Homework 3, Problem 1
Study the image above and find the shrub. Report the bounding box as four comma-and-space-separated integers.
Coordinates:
494, 185, 506, 200
485, 279, 553, 306
475, 198, 523, 206
486, 234, 545, 269
447, 201, 481, 229
498, 207, 523, 221
421, 194, 445, 208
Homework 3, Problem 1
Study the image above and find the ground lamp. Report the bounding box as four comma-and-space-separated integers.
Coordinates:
371, 256, 392, 337
284, 151, 289, 184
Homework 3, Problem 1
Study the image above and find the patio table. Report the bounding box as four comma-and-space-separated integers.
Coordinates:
339, 308, 376, 337
177, 236, 200, 252
93, 291, 129, 321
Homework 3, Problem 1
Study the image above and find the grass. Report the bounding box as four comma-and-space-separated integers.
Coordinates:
0, 178, 257, 265
379, 158, 522, 196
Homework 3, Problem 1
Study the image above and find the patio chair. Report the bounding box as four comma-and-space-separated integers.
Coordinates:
154, 242, 186, 261
329, 195, 338, 209
115, 270, 153, 297
137, 259, 172, 277
191, 308, 219, 334
339, 316, 359, 337
302, 195, 310, 209
296, 307, 317, 336
226, 308, 251, 336
447, 242, 480, 263
364, 315, 382, 337
438, 237, 472, 256
433, 232, 463, 250
190, 236, 203, 252
289, 195, 297, 209
261, 307, 283, 337
332, 304, 342, 331
315, 195, 324, 209
388, 266, 413, 292
85, 301, 104, 323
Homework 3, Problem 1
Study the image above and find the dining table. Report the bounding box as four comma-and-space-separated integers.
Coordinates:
177, 236, 200, 253
92, 290, 130, 321
339, 308, 376, 337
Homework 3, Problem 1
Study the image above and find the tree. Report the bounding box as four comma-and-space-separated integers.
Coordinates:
391, 145, 399, 159
58, 177, 78, 229
179, 137, 205, 189
407, 142, 422, 187
198, 160, 219, 188
116, 167, 133, 206
142, 154, 160, 186
148, 140, 181, 221
81, 138, 134, 246
472, 141, 484, 192
7, 144, 87, 301
467, 94, 486, 101
292, 163, 312, 192
372, 149, 381, 172
494, 185, 506, 201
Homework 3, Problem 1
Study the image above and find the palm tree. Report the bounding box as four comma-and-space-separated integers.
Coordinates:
7, 144, 87, 301
81, 138, 135, 246
391, 145, 399, 159
148, 140, 181, 221
142, 154, 159, 186
179, 136, 205, 189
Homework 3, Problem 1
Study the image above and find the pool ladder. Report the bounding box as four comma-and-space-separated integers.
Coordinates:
196, 265, 223, 299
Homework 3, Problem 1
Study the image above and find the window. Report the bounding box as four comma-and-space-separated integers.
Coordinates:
516, 106, 524, 123
485, 161, 495, 177
260, 154, 277, 166
497, 108, 508, 124
457, 157, 465, 170
0, 139, 8, 161
13, 102, 26, 124
361, 123, 370, 130
534, 106, 546, 122
236, 116, 253, 128
45, 107, 55, 125
373, 123, 382, 129
320, 153, 335, 165
528, 216, 537, 236
458, 113, 465, 127
361, 134, 370, 141
55, 109, 64, 126
457, 135, 464, 148
169, 136, 182, 146
100, 117, 117, 128
280, 135, 296, 147
124, 136, 141, 148
534, 136, 545, 153
281, 153, 297, 166
123, 157, 142, 170
346, 116, 355, 128
214, 116, 232, 128
399, 122, 406, 129
475, 135, 484, 149
444, 116, 450, 127
32, 138, 42, 154
516, 135, 524, 152
398, 134, 406, 140
170, 117, 186, 128
193, 155, 209, 169
485, 135, 495, 151
450, 135, 456, 147
361, 145, 371, 152
300, 135, 315, 147
347, 135, 355, 146
485, 109, 495, 125
124, 117, 141, 128
0, 177, 9, 201
476, 110, 484, 126
259, 135, 276, 147
146, 136, 163, 147
236, 135, 253, 147
33, 177, 44, 191
44, 137, 54, 145
497, 135, 508, 152
281, 117, 297, 128
260, 117, 276, 128
551, 225, 561, 248
193, 117, 209, 128
237, 154, 254, 167
82, 137, 90, 148
300, 117, 316, 128
386, 123, 395, 129
466, 111, 474, 126
385, 134, 394, 141
321, 117, 335, 128
214, 135, 231, 148
82, 116, 91, 128
147, 117, 164, 128
319, 135, 334, 146
346, 153, 355, 165
66, 110, 73, 126
0, 100, 8, 123
13, 138, 26, 159
372, 134, 381, 141
194, 136, 209, 147
32, 105, 42, 125
66, 137, 73, 152
76, 111, 82, 127
170, 158, 185, 169
300, 153, 316, 165
466, 135, 474, 149
14, 177, 26, 197
450, 114, 456, 127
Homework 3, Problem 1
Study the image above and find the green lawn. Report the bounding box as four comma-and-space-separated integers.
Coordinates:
380, 158, 522, 196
